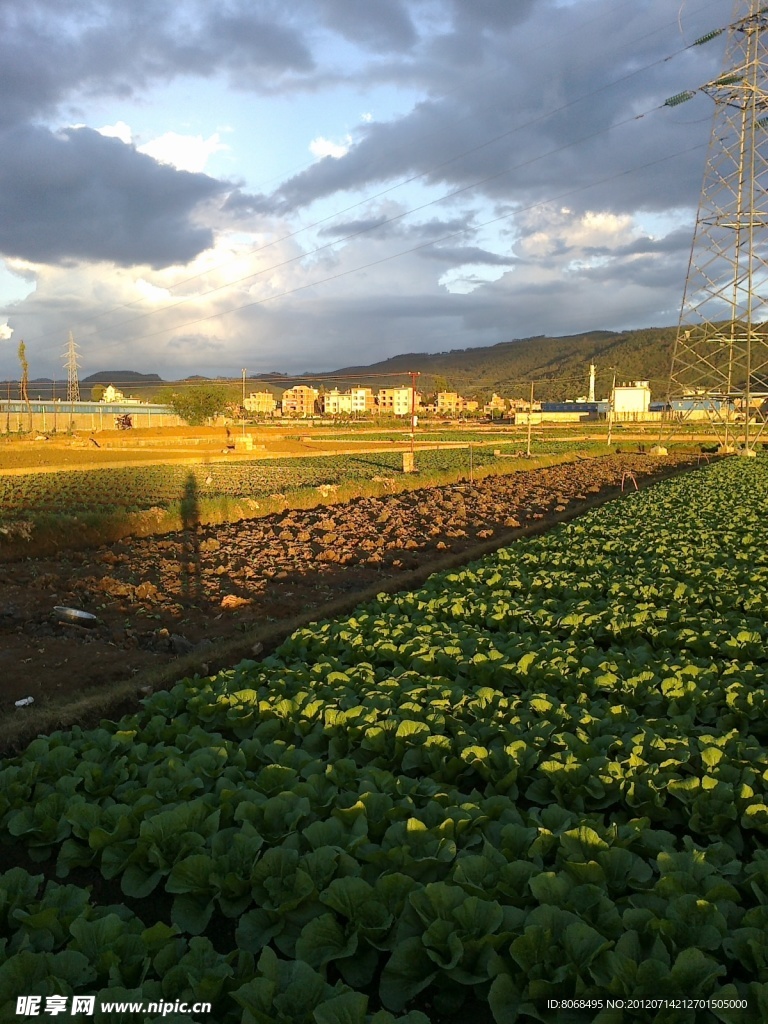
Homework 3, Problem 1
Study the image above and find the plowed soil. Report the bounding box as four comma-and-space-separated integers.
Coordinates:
0, 453, 699, 714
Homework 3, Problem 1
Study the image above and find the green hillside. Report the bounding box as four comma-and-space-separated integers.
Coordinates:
23, 326, 677, 406
323, 326, 677, 401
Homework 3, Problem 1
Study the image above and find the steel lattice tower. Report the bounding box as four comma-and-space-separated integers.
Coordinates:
64, 331, 81, 404
667, 0, 768, 453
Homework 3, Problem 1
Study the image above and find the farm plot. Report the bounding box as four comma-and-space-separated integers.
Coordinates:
0, 456, 766, 1022
0, 442, 606, 521
0, 454, 692, 710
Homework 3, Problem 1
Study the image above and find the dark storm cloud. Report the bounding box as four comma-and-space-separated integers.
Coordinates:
0, 1, 315, 129
407, 215, 477, 238
577, 229, 696, 266
317, 217, 393, 239
198, 11, 315, 83
458, 273, 674, 341
609, 228, 694, 258
220, 189, 273, 219
0, 126, 225, 267
1, 0, 726, 266
313, 0, 418, 51
256, 0, 726, 218
445, 0, 537, 31
0, 0, 731, 364
418, 245, 515, 266
576, 251, 688, 291
246, 292, 480, 371
0, 0, 318, 267
315, 212, 473, 241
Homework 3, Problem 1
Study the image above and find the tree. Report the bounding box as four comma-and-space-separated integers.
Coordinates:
91, 384, 106, 402
168, 384, 230, 426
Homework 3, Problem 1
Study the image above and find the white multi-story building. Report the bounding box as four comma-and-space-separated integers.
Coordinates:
377, 387, 420, 416
349, 387, 375, 414
612, 380, 651, 415
323, 387, 375, 415
100, 384, 125, 403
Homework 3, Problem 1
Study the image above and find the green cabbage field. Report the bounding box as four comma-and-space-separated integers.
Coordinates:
0, 456, 766, 1022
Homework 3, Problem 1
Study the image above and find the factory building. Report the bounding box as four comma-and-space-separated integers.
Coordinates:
612, 380, 651, 417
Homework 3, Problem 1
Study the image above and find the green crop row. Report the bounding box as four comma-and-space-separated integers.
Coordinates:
1, 457, 767, 1021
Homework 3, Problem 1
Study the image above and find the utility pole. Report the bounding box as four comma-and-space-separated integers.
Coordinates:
242, 368, 246, 437
526, 380, 534, 456
607, 369, 617, 447
665, 1, 768, 454
410, 371, 418, 455
405, 370, 420, 472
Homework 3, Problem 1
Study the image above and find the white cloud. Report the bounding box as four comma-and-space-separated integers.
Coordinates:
309, 135, 352, 160
0, 322, 14, 341
138, 131, 229, 173
134, 278, 172, 303
519, 207, 635, 260
6, 226, 317, 375
97, 121, 133, 144
439, 265, 507, 294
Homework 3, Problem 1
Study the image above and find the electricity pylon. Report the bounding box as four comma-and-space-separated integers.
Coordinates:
665, 0, 768, 454
63, 331, 81, 404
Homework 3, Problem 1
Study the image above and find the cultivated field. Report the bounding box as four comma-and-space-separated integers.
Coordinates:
0, 448, 694, 740
0, 454, 765, 1022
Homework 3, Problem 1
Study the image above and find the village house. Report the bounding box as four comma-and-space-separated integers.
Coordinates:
322, 387, 375, 416
100, 384, 124, 403
376, 386, 421, 417
244, 390, 278, 416
483, 393, 508, 417
281, 385, 319, 417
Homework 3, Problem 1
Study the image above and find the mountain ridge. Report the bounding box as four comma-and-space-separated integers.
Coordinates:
312, 325, 676, 400
2, 326, 678, 403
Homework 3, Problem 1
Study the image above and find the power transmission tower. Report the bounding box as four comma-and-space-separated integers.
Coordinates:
665, 1, 768, 454
63, 331, 81, 405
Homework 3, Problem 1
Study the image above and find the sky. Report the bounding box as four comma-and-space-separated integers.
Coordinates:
0, 0, 730, 381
